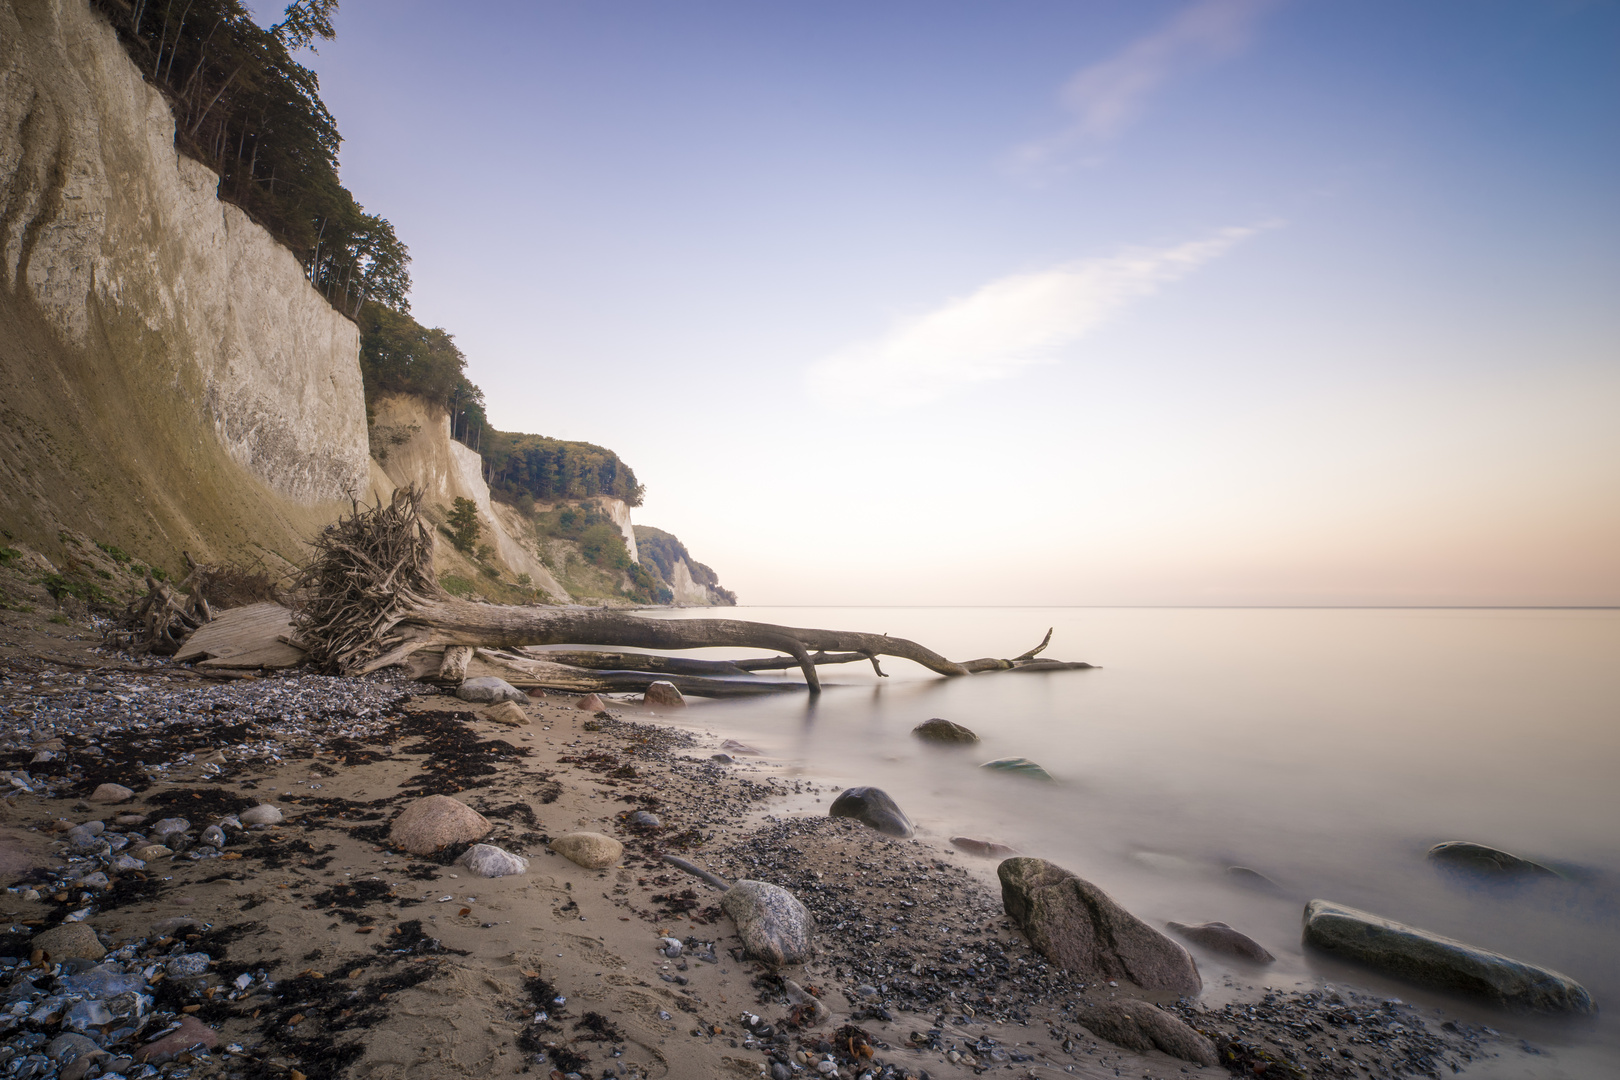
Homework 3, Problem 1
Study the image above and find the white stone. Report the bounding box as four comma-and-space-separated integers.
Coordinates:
456, 844, 529, 878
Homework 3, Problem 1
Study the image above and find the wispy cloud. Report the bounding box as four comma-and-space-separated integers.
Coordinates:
806, 226, 1266, 412
1010, 0, 1279, 174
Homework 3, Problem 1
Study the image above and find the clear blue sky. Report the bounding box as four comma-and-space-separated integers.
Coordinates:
294, 0, 1620, 605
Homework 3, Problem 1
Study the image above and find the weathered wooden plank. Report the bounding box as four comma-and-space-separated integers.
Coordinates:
175, 602, 306, 668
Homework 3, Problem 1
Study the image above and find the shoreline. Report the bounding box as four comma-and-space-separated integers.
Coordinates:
0, 604, 1560, 1079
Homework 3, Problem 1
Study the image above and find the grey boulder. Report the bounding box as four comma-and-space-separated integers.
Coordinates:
1302, 899, 1594, 1014
998, 857, 1200, 995
457, 843, 529, 878
911, 718, 979, 744
1167, 920, 1274, 963
1427, 841, 1561, 879
721, 880, 812, 966
828, 786, 914, 838
1077, 999, 1217, 1066
456, 676, 527, 705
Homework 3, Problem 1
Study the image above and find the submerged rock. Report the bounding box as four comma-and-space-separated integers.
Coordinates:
644, 680, 685, 707
828, 786, 914, 838
721, 738, 764, 756
550, 831, 624, 869
998, 857, 1201, 995
457, 843, 529, 878
1225, 866, 1285, 893
912, 718, 979, 744
979, 757, 1054, 781
1302, 899, 1594, 1014
457, 676, 527, 705
389, 795, 491, 855
1167, 920, 1275, 962
950, 836, 1018, 858
1427, 841, 1561, 879
721, 880, 812, 966
1078, 999, 1218, 1066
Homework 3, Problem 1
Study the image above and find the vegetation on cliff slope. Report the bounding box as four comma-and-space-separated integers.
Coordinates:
634, 525, 737, 605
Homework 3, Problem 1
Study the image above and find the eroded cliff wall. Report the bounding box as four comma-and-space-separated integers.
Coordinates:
0, 0, 369, 570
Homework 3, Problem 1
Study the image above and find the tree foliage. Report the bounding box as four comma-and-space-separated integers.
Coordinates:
446, 497, 481, 554
92, 0, 409, 317
485, 432, 644, 507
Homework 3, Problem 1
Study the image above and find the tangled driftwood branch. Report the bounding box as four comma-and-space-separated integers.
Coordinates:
292, 489, 1092, 693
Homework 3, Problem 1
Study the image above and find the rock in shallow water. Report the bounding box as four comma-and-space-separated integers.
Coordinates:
457, 843, 529, 878
1077, 999, 1217, 1066
550, 831, 623, 869
644, 680, 685, 707
912, 718, 979, 743
456, 676, 527, 705
389, 795, 491, 855
1427, 841, 1561, 879
1167, 920, 1275, 962
828, 786, 914, 838
979, 756, 1054, 780
1302, 899, 1594, 1014
998, 857, 1200, 995
721, 880, 812, 966
951, 836, 1018, 858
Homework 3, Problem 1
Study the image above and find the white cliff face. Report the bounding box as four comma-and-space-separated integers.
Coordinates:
598, 498, 640, 564
368, 394, 567, 600
669, 558, 714, 606
0, 0, 369, 507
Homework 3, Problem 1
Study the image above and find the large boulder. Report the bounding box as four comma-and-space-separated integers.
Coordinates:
829, 787, 914, 838
1427, 841, 1560, 879
31, 922, 105, 961
388, 795, 491, 855
457, 676, 527, 705
998, 858, 1200, 995
1302, 900, 1594, 1014
550, 831, 623, 869
1167, 920, 1274, 963
721, 880, 812, 966
644, 681, 685, 707
1077, 999, 1217, 1066
912, 718, 979, 744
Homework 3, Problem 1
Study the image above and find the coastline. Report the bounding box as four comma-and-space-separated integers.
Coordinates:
0, 605, 1538, 1079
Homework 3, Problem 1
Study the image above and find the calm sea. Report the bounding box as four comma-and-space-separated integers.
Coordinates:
643, 606, 1620, 1078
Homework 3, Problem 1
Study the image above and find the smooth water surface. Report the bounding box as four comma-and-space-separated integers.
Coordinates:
638, 607, 1620, 1076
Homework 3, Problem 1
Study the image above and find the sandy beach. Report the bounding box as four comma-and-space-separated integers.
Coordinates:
0, 600, 1517, 1080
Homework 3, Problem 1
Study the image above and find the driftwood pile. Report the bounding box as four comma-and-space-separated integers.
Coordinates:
288, 488, 1092, 696
107, 553, 281, 656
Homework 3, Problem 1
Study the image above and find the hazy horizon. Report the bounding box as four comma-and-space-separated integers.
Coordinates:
293, 0, 1619, 607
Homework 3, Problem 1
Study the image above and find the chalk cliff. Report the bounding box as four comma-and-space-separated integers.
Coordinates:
0, 0, 368, 570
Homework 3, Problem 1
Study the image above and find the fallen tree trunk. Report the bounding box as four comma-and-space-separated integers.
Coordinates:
293, 489, 1092, 693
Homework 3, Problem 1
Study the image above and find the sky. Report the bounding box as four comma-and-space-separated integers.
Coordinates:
291, 0, 1620, 606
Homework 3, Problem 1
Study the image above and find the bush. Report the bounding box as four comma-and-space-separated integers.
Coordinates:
480, 565, 500, 579
439, 574, 475, 598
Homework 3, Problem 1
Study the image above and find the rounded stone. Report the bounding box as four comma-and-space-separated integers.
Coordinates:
457, 843, 530, 878
979, 757, 1054, 781
828, 786, 914, 838
1166, 920, 1275, 963
721, 880, 813, 966
389, 795, 491, 855
1427, 841, 1561, 879
912, 718, 980, 744
575, 693, 607, 712
31, 922, 106, 961
87, 783, 134, 804
643, 681, 685, 708
457, 676, 527, 704
549, 831, 624, 869
240, 804, 283, 826
484, 700, 528, 727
